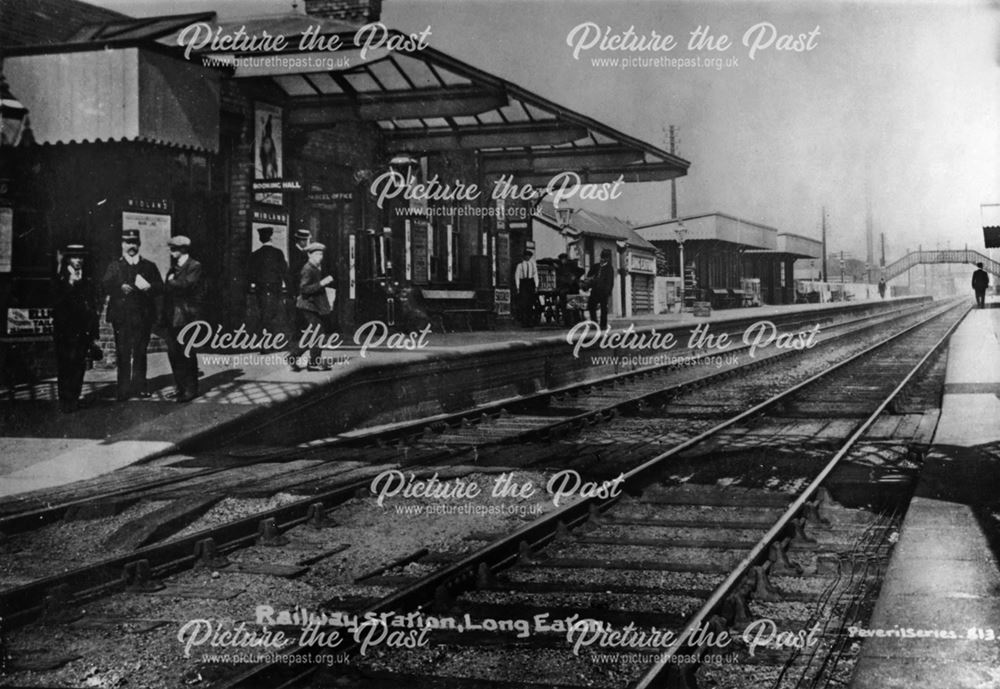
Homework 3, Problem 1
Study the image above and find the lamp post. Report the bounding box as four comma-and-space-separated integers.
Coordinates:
675, 223, 688, 310
555, 204, 580, 260
615, 238, 628, 317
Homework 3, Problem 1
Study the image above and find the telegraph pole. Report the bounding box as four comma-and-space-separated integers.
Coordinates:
821, 207, 828, 281
668, 125, 679, 218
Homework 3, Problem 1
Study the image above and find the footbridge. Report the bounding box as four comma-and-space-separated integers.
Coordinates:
881, 249, 999, 282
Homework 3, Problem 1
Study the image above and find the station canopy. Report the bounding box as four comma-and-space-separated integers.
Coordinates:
34, 12, 690, 185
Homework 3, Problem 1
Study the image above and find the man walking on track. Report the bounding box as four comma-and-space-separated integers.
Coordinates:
102, 229, 162, 400
972, 262, 989, 309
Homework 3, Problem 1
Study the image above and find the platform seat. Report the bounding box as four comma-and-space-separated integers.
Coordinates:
728, 288, 752, 307
419, 288, 495, 333
708, 288, 735, 309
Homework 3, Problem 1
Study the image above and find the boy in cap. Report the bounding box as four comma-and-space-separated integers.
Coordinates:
162, 236, 204, 402
102, 229, 163, 400
288, 242, 335, 371
53, 244, 100, 412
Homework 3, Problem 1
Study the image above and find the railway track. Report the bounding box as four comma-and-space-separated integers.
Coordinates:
200, 299, 966, 689
0, 299, 930, 536
0, 302, 944, 633
0, 301, 965, 687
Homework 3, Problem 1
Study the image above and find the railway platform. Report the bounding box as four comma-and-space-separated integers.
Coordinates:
851, 304, 1000, 689
0, 297, 920, 500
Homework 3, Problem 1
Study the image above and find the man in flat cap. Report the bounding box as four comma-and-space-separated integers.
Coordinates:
248, 226, 288, 346
53, 244, 100, 412
162, 235, 204, 402
586, 248, 616, 329
287, 242, 334, 371
102, 229, 163, 400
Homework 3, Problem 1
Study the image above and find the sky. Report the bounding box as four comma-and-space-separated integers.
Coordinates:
89, 0, 1000, 263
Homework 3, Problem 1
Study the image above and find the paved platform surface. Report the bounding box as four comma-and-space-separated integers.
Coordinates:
851, 303, 1000, 689
0, 298, 898, 499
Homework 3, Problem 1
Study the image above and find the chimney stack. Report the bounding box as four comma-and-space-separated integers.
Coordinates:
304, 0, 382, 23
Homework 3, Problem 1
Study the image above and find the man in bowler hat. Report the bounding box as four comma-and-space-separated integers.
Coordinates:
586, 249, 616, 329
53, 244, 100, 412
102, 229, 163, 400
162, 236, 204, 402
972, 262, 990, 309
248, 226, 288, 345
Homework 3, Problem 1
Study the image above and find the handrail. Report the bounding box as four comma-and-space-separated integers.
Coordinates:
883, 249, 999, 282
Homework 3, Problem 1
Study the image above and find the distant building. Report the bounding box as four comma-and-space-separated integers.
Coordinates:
636, 213, 821, 306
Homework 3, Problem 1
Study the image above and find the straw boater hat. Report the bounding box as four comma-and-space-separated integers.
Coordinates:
305, 242, 325, 254
63, 243, 88, 256
294, 229, 311, 241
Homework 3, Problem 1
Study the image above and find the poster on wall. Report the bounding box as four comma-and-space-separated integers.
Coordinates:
250, 208, 289, 261
254, 102, 283, 206
121, 210, 171, 278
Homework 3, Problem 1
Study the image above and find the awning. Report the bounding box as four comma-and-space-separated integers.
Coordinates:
155, 15, 689, 183
635, 213, 778, 250
742, 234, 821, 259
3, 47, 221, 152
5, 12, 688, 177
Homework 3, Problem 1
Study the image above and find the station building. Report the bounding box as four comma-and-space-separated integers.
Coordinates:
635, 213, 822, 307
532, 201, 659, 318
0, 0, 689, 376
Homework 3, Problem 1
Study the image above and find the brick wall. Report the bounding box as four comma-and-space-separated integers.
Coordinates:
221, 80, 254, 330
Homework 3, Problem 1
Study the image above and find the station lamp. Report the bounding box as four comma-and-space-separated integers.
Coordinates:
675, 223, 689, 308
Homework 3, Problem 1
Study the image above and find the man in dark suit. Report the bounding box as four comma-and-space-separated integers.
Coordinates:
586, 248, 616, 329
287, 228, 311, 341
287, 242, 334, 372
102, 229, 163, 400
53, 244, 100, 413
162, 235, 204, 402
287, 229, 311, 300
972, 262, 990, 309
248, 226, 288, 346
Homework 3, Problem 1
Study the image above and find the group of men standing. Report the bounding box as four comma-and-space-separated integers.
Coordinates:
52, 231, 205, 411
513, 248, 616, 329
